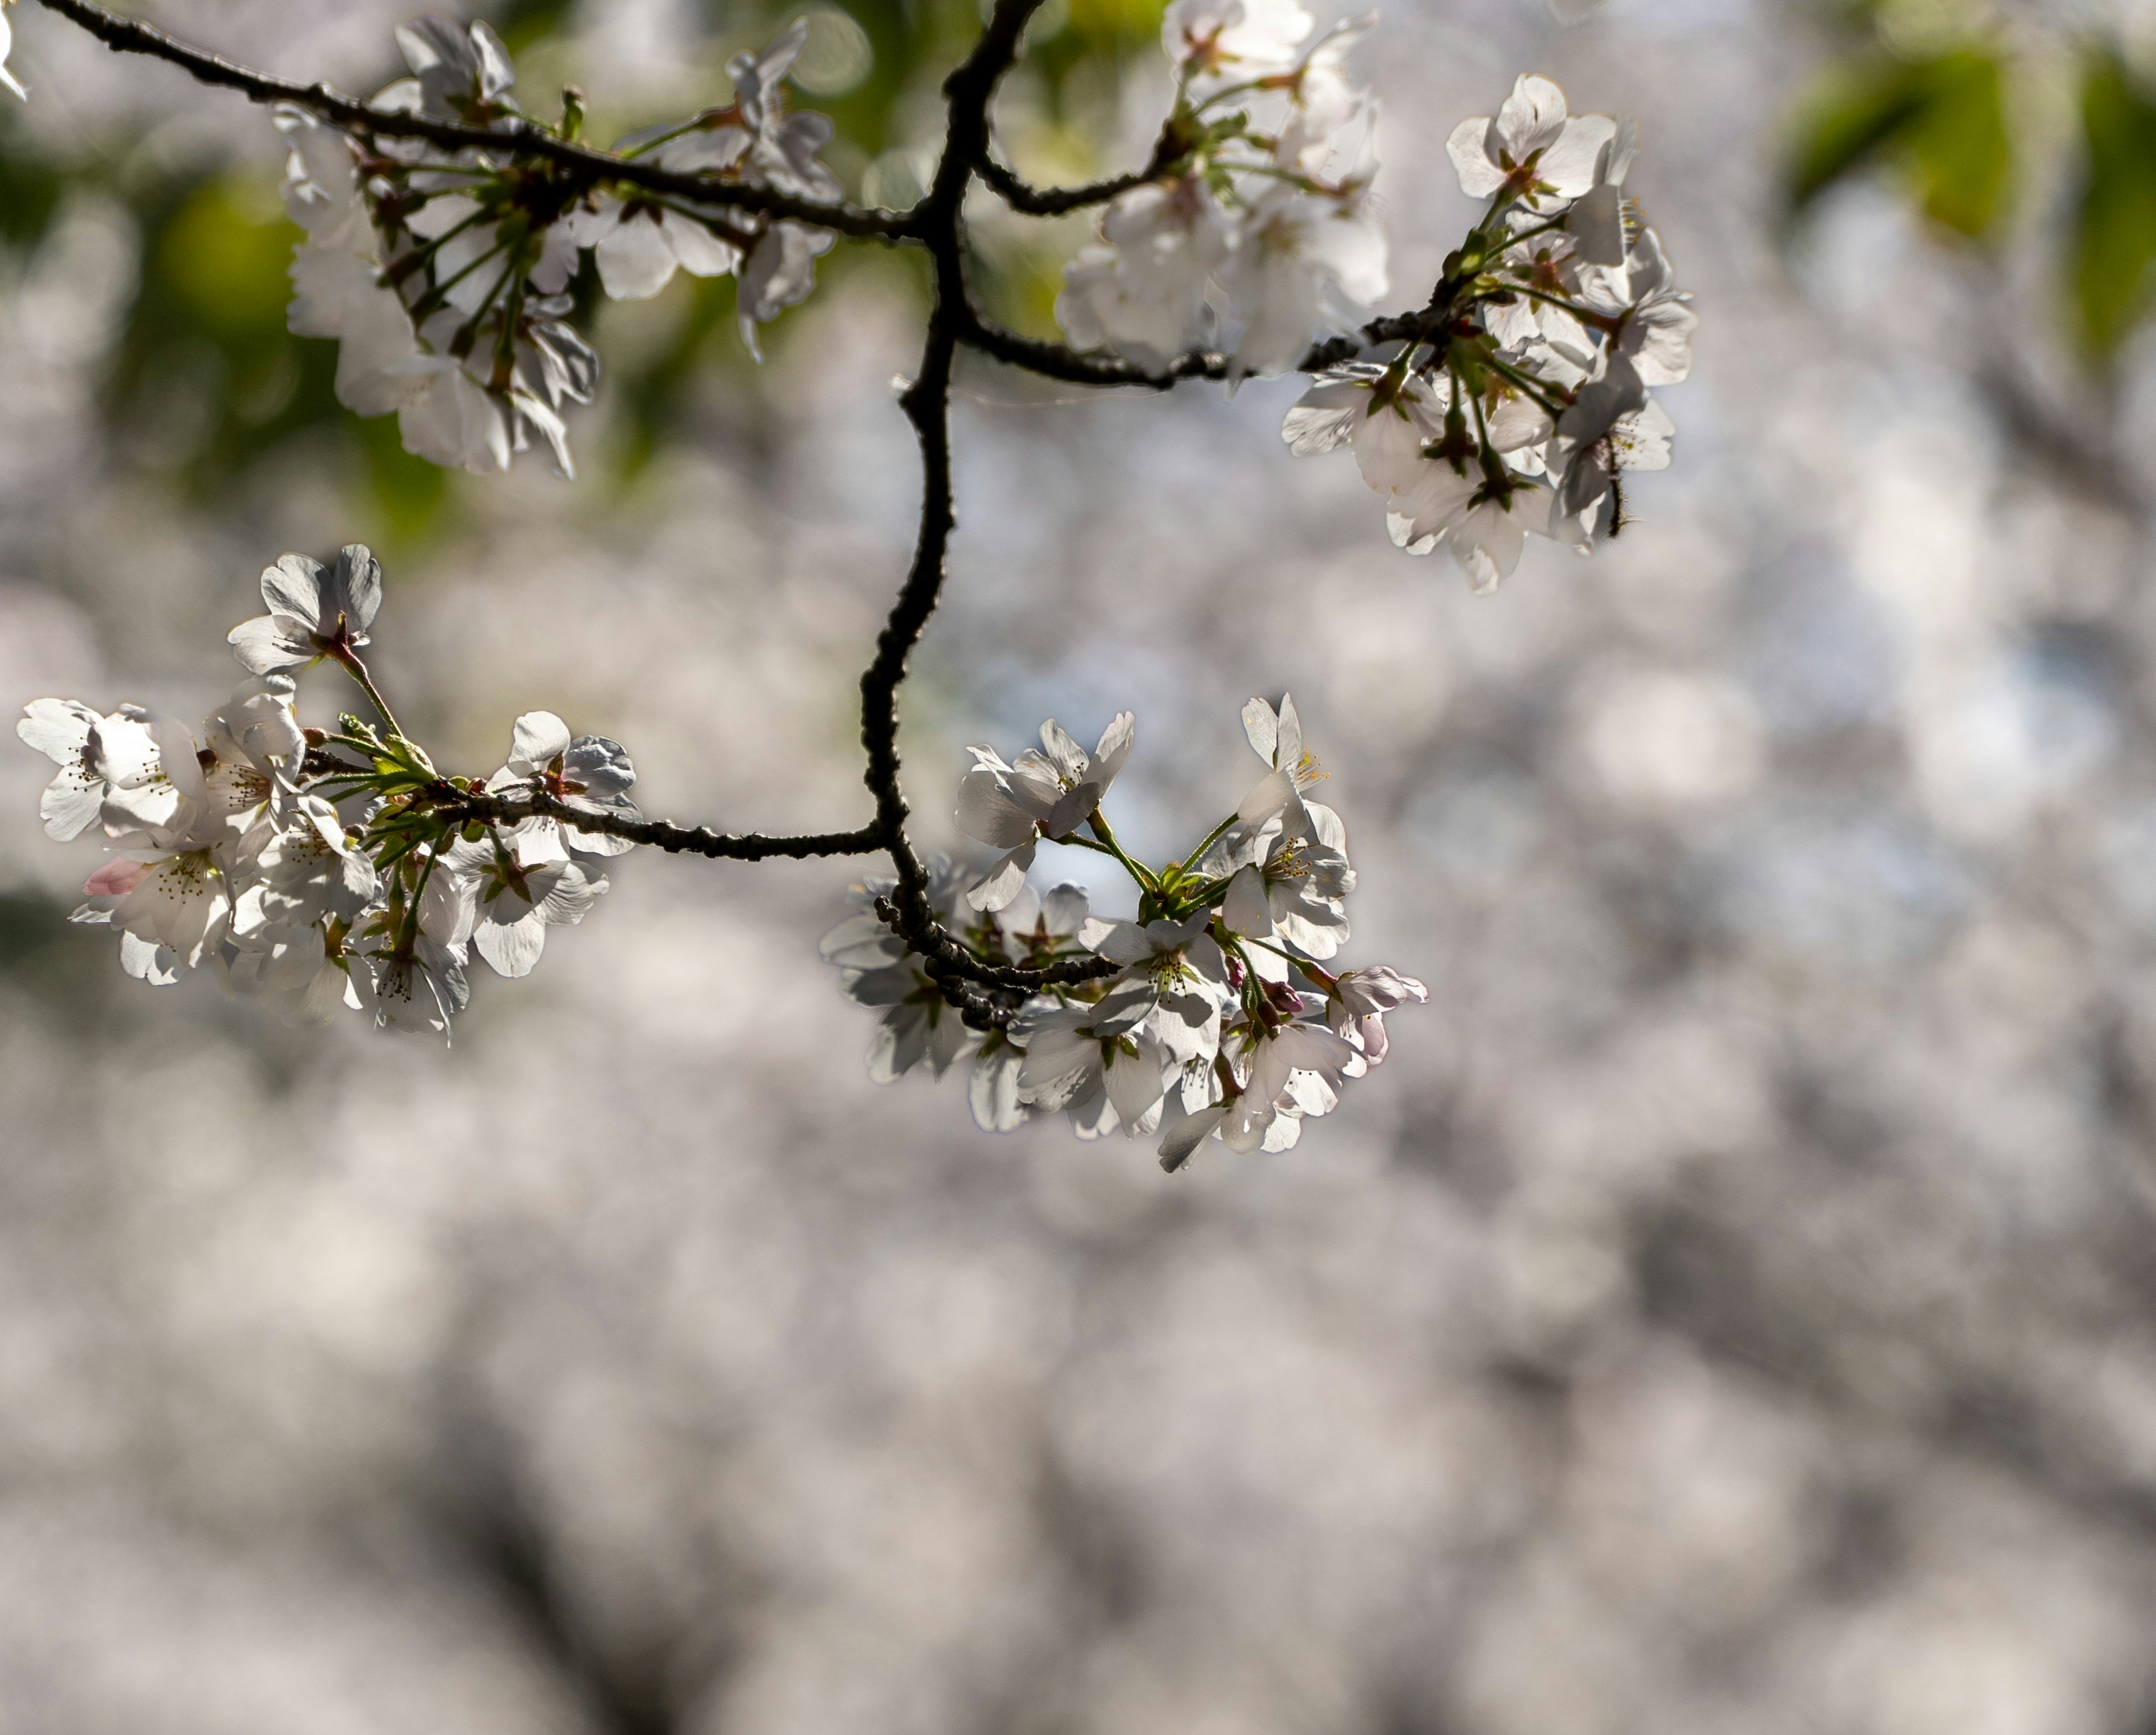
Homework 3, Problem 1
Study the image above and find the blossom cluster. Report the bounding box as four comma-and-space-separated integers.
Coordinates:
822, 697, 1427, 1170
1283, 74, 1694, 587
17, 546, 638, 1041
277, 15, 840, 478
1056, 0, 1388, 379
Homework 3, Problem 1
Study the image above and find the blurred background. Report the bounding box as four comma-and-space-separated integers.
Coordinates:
8, 0, 2156, 1727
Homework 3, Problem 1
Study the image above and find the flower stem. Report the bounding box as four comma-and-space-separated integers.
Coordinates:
1184, 809, 1241, 871
334, 650, 405, 740
1086, 809, 1159, 892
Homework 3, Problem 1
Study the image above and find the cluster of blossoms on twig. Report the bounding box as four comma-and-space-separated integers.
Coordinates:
17, 548, 637, 1040
277, 15, 839, 478
1055, 0, 1387, 379
1281, 75, 1694, 588
5, 0, 1702, 1167
821, 697, 1426, 1171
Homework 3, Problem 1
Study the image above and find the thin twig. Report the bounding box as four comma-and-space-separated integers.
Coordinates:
29, 0, 916, 241
442, 787, 881, 862
976, 147, 1163, 217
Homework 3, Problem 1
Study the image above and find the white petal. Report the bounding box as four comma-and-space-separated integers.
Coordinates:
475, 910, 547, 977
966, 843, 1036, 912
595, 213, 681, 300
1090, 711, 1137, 789
17, 698, 95, 764
1223, 865, 1274, 939
508, 710, 573, 774
1158, 1102, 1230, 1172
1446, 116, 1506, 198
956, 769, 1045, 850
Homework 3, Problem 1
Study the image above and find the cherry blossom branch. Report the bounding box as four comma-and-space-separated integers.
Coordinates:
955, 298, 1457, 389
438, 787, 881, 861
29, 0, 915, 241
976, 142, 1170, 216
853, 0, 1117, 1010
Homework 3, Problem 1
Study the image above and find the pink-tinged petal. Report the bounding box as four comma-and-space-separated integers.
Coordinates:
84, 857, 153, 898
1355, 1012, 1390, 1066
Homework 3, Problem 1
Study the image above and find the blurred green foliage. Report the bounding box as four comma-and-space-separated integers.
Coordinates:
2074, 55, 2156, 358
1787, 2, 2156, 361
1787, 48, 2007, 240
0, 0, 1162, 545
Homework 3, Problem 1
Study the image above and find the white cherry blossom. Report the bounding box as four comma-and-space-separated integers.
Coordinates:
567, 197, 742, 301
228, 545, 383, 674
444, 830, 608, 979
736, 222, 836, 360
1084, 912, 1232, 1067
67, 715, 243, 984
956, 713, 1135, 912
1221, 826, 1354, 958
1324, 964, 1427, 1064
1387, 455, 1551, 592
18, 701, 192, 842
382, 16, 517, 126
227, 917, 363, 1024
1058, 179, 1232, 369
1013, 1001, 1173, 1140
486, 711, 641, 860
1164, 0, 1313, 88
1579, 226, 1696, 386
1446, 74, 1615, 209
234, 797, 378, 937
1274, 16, 1376, 170
1280, 353, 1443, 493
1224, 180, 1389, 380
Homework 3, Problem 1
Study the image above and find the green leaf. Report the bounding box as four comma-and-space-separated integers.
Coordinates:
1904, 51, 2007, 237
1786, 48, 2008, 240
2072, 52, 2156, 358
